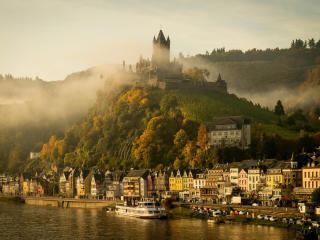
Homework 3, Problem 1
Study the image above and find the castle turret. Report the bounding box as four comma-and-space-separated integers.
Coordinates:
152, 30, 170, 69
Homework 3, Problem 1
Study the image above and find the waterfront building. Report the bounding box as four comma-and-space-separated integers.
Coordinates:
206, 116, 251, 150
302, 161, 320, 189
182, 170, 194, 190
230, 167, 240, 186
238, 169, 248, 192
282, 156, 302, 188
90, 173, 105, 199
122, 169, 148, 201
193, 172, 206, 189
147, 173, 154, 197
206, 166, 224, 188
75, 169, 89, 198
105, 171, 125, 200
153, 170, 169, 195
169, 170, 183, 191
266, 165, 284, 189
247, 166, 263, 192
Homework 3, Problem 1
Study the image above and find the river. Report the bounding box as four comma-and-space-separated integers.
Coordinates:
0, 202, 296, 240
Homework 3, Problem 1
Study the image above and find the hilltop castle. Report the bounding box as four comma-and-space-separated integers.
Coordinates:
134, 30, 227, 92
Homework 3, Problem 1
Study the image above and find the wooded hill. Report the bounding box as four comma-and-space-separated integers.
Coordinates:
34, 85, 320, 173
181, 40, 320, 112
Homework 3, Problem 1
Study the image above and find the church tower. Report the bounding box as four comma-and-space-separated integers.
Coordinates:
152, 30, 170, 69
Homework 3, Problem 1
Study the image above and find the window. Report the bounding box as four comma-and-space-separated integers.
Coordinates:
308, 172, 310, 178
224, 132, 228, 136
218, 132, 222, 136
213, 132, 216, 136
304, 172, 307, 178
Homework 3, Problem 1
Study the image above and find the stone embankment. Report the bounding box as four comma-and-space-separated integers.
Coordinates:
24, 197, 117, 209
178, 202, 304, 218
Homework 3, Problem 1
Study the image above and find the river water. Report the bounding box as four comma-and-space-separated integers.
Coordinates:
0, 202, 296, 240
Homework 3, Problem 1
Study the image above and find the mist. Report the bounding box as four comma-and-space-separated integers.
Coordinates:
179, 56, 320, 112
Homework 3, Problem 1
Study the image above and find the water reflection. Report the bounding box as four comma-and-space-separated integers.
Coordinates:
0, 203, 296, 240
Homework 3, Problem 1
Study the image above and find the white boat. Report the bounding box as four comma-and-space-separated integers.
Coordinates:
115, 201, 166, 219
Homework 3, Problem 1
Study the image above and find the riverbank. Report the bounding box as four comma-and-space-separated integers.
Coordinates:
167, 206, 304, 231
0, 196, 25, 204
0, 195, 116, 208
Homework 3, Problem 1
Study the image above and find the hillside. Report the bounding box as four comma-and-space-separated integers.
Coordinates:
181, 46, 320, 111
36, 86, 320, 172
0, 65, 123, 172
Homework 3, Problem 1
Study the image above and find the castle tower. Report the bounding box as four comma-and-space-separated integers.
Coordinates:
152, 30, 170, 69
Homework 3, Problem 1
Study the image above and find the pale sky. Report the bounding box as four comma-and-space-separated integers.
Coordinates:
1, 0, 319, 81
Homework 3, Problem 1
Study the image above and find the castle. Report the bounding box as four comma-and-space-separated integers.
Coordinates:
134, 30, 227, 92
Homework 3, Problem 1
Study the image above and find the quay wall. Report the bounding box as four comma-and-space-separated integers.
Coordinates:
178, 203, 303, 218
24, 197, 116, 209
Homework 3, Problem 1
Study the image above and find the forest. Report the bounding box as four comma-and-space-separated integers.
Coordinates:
33, 84, 320, 173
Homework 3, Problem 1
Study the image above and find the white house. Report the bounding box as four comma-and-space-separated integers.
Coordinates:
206, 116, 251, 150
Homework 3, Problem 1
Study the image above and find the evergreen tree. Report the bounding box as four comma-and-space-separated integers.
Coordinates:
274, 100, 285, 116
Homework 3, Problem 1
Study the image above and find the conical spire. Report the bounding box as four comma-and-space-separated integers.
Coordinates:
217, 73, 222, 81
157, 30, 166, 44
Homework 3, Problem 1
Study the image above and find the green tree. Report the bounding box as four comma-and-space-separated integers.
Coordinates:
274, 100, 285, 116
160, 95, 178, 115
312, 188, 320, 204
174, 129, 188, 149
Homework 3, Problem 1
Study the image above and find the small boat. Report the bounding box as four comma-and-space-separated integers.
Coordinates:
115, 201, 166, 219
208, 216, 225, 224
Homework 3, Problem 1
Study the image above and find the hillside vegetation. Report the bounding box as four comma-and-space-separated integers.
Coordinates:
34, 86, 320, 173
181, 40, 320, 112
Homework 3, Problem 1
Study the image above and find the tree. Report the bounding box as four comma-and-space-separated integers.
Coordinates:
197, 125, 207, 150
312, 188, 320, 204
308, 38, 315, 48
174, 129, 188, 149
160, 95, 178, 115
184, 67, 209, 87
274, 100, 285, 116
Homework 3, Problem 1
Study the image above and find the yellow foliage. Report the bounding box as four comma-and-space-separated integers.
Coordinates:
119, 88, 148, 104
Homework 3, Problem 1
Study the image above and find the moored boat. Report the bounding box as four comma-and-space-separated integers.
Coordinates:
115, 201, 166, 219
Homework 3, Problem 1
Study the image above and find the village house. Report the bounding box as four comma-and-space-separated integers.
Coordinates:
105, 170, 125, 201
193, 172, 206, 189
122, 169, 149, 202
282, 156, 302, 188
266, 165, 284, 189
238, 169, 248, 192
206, 116, 251, 150
182, 170, 194, 190
75, 169, 89, 198
169, 170, 183, 191
302, 161, 320, 189
247, 166, 263, 193
206, 166, 224, 188
153, 170, 169, 198
90, 172, 105, 199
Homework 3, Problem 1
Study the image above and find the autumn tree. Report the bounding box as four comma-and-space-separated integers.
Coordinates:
184, 67, 209, 86
197, 125, 207, 150
160, 95, 178, 115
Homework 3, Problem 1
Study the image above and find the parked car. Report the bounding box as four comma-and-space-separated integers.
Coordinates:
264, 215, 272, 221
312, 221, 320, 228
239, 211, 246, 215
213, 210, 221, 214
270, 216, 278, 222
212, 212, 222, 217
233, 211, 239, 215
296, 219, 303, 225
257, 214, 264, 220
282, 218, 288, 223
252, 203, 258, 207
289, 218, 295, 224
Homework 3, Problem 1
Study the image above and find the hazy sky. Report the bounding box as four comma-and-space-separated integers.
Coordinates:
1, 0, 319, 81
